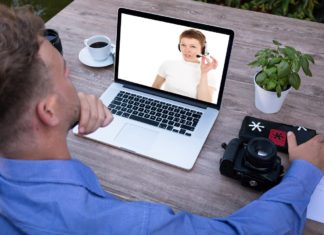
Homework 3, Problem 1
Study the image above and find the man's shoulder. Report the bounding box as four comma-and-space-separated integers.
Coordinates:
0, 157, 107, 197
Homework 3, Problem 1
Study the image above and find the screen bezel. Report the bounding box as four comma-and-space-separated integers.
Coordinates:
115, 8, 234, 109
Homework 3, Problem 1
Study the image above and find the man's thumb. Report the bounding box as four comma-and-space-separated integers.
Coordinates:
287, 131, 297, 151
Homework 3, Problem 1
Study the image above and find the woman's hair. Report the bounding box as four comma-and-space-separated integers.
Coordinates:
179, 29, 206, 49
0, 4, 50, 148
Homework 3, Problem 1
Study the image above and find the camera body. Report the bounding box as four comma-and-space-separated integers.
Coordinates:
220, 137, 283, 190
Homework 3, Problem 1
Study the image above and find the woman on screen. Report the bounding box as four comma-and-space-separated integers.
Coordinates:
152, 29, 218, 102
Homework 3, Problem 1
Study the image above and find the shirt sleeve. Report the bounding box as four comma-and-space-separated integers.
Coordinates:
146, 160, 323, 235
207, 71, 218, 89
157, 61, 168, 78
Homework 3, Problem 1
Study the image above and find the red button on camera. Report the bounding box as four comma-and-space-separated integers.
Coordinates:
269, 129, 287, 147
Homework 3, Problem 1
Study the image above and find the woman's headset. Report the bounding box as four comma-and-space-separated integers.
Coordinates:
177, 42, 207, 56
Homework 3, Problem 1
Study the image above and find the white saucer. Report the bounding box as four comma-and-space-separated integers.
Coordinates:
78, 44, 115, 68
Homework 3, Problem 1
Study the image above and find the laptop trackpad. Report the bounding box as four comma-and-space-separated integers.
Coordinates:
115, 124, 158, 151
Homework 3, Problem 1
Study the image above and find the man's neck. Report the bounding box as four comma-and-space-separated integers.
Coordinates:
1, 133, 71, 160
2, 148, 71, 161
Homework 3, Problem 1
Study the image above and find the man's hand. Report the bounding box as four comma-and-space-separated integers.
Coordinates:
287, 131, 324, 171
77, 92, 113, 135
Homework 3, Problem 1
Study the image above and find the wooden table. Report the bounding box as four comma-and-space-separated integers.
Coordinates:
46, 0, 324, 234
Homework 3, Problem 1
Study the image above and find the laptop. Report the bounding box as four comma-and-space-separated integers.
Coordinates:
74, 8, 234, 170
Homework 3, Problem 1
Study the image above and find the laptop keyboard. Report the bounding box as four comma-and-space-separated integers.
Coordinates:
108, 91, 202, 136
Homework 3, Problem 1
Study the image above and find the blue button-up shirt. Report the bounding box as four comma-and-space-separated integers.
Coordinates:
0, 157, 322, 235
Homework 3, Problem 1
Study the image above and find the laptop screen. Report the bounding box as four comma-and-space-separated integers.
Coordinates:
115, 8, 234, 108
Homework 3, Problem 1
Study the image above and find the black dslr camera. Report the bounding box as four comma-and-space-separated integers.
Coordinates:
220, 137, 283, 190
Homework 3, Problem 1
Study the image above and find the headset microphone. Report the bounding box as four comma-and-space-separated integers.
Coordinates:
196, 52, 209, 58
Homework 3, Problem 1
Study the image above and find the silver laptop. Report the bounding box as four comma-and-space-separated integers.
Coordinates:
74, 8, 234, 170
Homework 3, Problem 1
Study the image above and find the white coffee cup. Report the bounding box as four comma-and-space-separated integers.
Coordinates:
84, 35, 111, 61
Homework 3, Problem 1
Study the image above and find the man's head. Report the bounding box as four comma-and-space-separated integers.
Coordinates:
0, 5, 80, 157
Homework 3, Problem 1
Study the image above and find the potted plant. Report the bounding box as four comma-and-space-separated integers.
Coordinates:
248, 40, 314, 113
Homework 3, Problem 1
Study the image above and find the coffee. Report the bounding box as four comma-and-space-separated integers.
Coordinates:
84, 35, 111, 61
90, 41, 108, 48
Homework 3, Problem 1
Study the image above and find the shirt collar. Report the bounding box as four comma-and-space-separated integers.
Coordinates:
0, 157, 107, 197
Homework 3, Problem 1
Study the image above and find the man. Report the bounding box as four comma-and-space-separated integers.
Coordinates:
0, 4, 323, 235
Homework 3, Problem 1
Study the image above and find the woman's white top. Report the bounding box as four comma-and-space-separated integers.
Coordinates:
158, 60, 217, 99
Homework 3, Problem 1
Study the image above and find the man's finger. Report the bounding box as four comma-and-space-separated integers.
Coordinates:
78, 93, 91, 134
315, 134, 324, 143
103, 108, 113, 126
287, 131, 297, 152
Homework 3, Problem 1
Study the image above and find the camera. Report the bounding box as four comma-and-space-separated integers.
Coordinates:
220, 137, 284, 190
45, 29, 63, 54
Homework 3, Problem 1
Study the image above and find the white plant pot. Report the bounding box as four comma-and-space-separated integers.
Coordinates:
254, 74, 290, 114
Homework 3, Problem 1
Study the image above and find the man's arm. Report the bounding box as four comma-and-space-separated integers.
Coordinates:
145, 160, 322, 235
146, 132, 324, 234
216, 132, 324, 234
220, 160, 322, 235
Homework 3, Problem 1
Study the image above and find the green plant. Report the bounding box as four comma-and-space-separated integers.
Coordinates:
194, 0, 324, 22
241, 0, 318, 21
248, 40, 314, 97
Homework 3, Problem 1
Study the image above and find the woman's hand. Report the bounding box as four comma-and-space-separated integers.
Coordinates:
200, 55, 218, 74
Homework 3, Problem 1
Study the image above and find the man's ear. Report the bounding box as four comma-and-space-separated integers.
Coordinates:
36, 95, 60, 126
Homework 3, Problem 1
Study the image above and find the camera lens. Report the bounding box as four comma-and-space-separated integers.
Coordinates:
44, 29, 63, 54
245, 137, 277, 170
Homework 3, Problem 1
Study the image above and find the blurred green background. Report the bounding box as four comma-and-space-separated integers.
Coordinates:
0, 0, 72, 22
195, 0, 324, 23
1, 0, 322, 23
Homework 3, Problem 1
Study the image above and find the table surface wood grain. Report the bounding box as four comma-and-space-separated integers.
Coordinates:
46, 0, 324, 234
